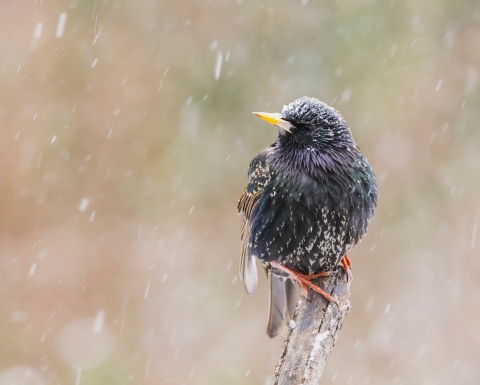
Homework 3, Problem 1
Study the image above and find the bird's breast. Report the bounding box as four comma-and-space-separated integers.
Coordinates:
250, 170, 359, 274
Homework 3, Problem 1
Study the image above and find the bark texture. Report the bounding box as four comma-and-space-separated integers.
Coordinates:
272, 267, 351, 385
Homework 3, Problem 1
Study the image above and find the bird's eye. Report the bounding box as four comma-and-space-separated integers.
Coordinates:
297, 123, 312, 132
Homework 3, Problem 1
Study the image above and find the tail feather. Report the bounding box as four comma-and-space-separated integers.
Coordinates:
267, 273, 286, 338
267, 273, 300, 338
284, 278, 300, 323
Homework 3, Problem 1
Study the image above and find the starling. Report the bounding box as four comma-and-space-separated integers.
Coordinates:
238, 97, 377, 337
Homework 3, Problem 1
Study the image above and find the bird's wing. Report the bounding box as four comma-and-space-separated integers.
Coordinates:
238, 148, 273, 294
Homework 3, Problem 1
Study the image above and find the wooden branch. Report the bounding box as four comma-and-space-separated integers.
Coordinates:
272, 268, 352, 385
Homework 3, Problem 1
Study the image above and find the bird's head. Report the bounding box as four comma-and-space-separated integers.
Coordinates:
253, 97, 354, 152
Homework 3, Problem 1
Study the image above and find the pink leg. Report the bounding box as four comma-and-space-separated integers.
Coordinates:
269, 261, 338, 306
341, 254, 352, 282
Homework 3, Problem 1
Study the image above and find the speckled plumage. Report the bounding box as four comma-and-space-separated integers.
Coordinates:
238, 97, 377, 337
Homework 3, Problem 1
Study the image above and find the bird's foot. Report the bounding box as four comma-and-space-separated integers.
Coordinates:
269, 261, 338, 307
341, 254, 352, 283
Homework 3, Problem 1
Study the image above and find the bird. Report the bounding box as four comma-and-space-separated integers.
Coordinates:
238, 96, 377, 338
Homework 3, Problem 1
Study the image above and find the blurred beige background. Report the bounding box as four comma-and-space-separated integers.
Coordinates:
1, 0, 479, 384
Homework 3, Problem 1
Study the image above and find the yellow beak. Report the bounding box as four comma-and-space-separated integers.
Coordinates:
252, 112, 293, 134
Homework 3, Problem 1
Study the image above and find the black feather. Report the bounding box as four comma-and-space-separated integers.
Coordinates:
238, 97, 377, 336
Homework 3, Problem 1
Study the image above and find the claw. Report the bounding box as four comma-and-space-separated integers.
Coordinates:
269, 261, 338, 307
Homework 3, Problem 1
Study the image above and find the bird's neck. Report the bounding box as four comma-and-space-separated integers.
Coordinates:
270, 142, 357, 177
